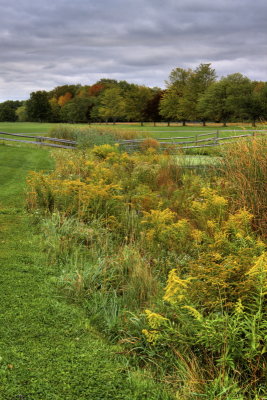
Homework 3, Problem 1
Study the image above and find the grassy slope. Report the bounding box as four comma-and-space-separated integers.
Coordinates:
0, 144, 171, 400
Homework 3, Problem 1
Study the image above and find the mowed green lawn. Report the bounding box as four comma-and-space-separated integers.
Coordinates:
0, 121, 261, 140
0, 144, 172, 400
0, 122, 61, 134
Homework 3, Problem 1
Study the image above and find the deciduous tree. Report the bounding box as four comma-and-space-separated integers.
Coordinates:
125, 85, 154, 125
26, 91, 52, 122
98, 87, 126, 123
0, 100, 22, 121
60, 97, 96, 123
183, 63, 216, 125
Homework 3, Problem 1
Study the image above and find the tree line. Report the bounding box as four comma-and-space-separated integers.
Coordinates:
1, 64, 267, 125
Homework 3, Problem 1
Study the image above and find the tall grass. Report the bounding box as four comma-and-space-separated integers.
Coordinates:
220, 136, 267, 236
49, 125, 140, 148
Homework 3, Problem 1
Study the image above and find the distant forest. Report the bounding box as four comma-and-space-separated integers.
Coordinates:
1, 64, 267, 125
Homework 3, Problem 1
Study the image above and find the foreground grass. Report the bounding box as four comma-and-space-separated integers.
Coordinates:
0, 145, 171, 399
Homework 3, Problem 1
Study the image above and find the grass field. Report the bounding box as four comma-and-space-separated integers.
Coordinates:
0, 122, 266, 155
0, 121, 264, 136
0, 144, 171, 399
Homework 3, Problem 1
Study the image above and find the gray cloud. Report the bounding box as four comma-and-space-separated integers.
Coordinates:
0, 0, 266, 101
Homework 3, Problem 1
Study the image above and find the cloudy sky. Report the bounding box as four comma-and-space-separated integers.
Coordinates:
0, 0, 266, 101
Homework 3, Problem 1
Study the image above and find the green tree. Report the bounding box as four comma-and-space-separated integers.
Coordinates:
98, 87, 126, 123
26, 91, 52, 122
49, 98, 61, 122
15, 104, 28, 122
159, 87, 181, 124
259, 82, 267, 121
197, 74, 260, 125
166, 67, 192, 89
96, 78, 118, 87
246, 81, 266, 126
0, 100, 22, 121
144, 89, 163, 125
223, 73, 252, 121
160, 67, 192, 125
124, 85, 154, 125
183, 63, 217, 125
197, 80, 231, 126
60, 97, 96, 123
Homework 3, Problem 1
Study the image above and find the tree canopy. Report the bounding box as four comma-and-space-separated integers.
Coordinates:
1, 63, 266, 125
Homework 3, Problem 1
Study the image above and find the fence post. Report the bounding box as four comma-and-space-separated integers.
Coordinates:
214, 130, 219, 145
195, 134, 198, 146
36, 136, 45, 146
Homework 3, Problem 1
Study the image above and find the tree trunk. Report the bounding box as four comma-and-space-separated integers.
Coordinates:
252, 119, 256, 127
223, 121, 227, 127
182, 120, 186, 126
141, 121, 144, 126
167, 121, 170, 127
202, 120, 206, 127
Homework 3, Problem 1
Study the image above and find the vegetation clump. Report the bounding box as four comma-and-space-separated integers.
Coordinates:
49, 125, 140, 148
27, 139, 267, 399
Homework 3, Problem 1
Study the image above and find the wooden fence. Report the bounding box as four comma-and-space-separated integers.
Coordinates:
0, 132, 76, 149
119, 129, 267, 151
1, 129, 267, 151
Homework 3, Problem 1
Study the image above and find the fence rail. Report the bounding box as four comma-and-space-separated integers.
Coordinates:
119, 129, 267, 151
1, 129, 267, 151
0, 132, 77, 149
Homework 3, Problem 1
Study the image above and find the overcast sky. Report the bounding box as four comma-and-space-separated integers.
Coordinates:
0, 0, 266, 101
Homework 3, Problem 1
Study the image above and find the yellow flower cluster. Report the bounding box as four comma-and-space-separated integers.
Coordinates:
144, 309, 168, 329
142, 329, 160, 344
163, 269, 192, 305
247, 252, 267, 280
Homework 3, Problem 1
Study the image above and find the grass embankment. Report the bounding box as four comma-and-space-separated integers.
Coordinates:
0, 145, 170, 399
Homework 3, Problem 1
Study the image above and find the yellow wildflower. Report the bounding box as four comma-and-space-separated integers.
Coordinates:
234, 299, 244, 315
182, 305, 202, 321
144, 309, 168, 329
207, 220, 216, 229
247, 252, 267, 278
191, 229, 203, 243
142, 329, 160, 344
163, 269, 192, 304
